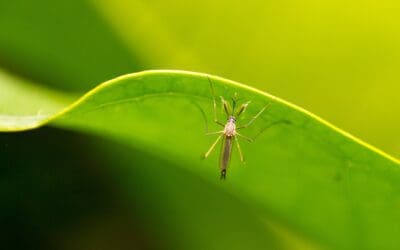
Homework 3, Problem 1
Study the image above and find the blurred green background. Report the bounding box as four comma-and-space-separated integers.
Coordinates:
0, 0, 399, 249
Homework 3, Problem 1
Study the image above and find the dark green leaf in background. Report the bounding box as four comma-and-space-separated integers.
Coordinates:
0, 0, 144, 91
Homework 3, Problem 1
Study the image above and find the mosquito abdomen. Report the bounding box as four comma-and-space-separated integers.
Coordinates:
220, 136, 233, 179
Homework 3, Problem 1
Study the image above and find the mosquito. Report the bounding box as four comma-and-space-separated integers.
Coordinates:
203, 77, 270, 179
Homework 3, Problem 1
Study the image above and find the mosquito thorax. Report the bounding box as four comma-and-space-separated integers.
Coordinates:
224, 116, 237, 137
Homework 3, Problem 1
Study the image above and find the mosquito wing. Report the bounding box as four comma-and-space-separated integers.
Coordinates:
220, 136, 233, 179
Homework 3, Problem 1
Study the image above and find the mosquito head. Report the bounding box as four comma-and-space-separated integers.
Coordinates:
227, 116, 236, 123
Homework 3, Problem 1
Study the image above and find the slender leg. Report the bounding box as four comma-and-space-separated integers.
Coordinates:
205, 131, 224, 136
203, 135, 223, 158
234, 137, 245, 163
236, 133, 253, 143
220, 96, 232, 116
237, 103, 270, 129
208, 76, 225, 127
250, 119, 292, 141
238, 120, 292, 142
236, 101, 251, 117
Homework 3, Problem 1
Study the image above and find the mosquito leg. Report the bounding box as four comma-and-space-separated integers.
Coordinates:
208, 76, 225, 127
205, 131, 224, 136
236, 101, 251, 117
237, 120, 292, 143
220, 96, 232, 116
203, 135, 223, 158
237, 103, 270, 129
214, 97, 225, 126
249, 119, 292, 141
236, 133, 254, 143
234, 137, 245, 163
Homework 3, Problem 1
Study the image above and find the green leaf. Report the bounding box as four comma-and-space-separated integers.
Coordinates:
0, 70, 75, 130
1, 70, 399, 250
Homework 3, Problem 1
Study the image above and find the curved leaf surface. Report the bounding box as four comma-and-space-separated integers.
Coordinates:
1, 70, 399, 250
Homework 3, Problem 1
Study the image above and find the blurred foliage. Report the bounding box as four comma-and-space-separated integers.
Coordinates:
0, 0, 144, 91
1, 70, 399, 250
0, 0, 399, 249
